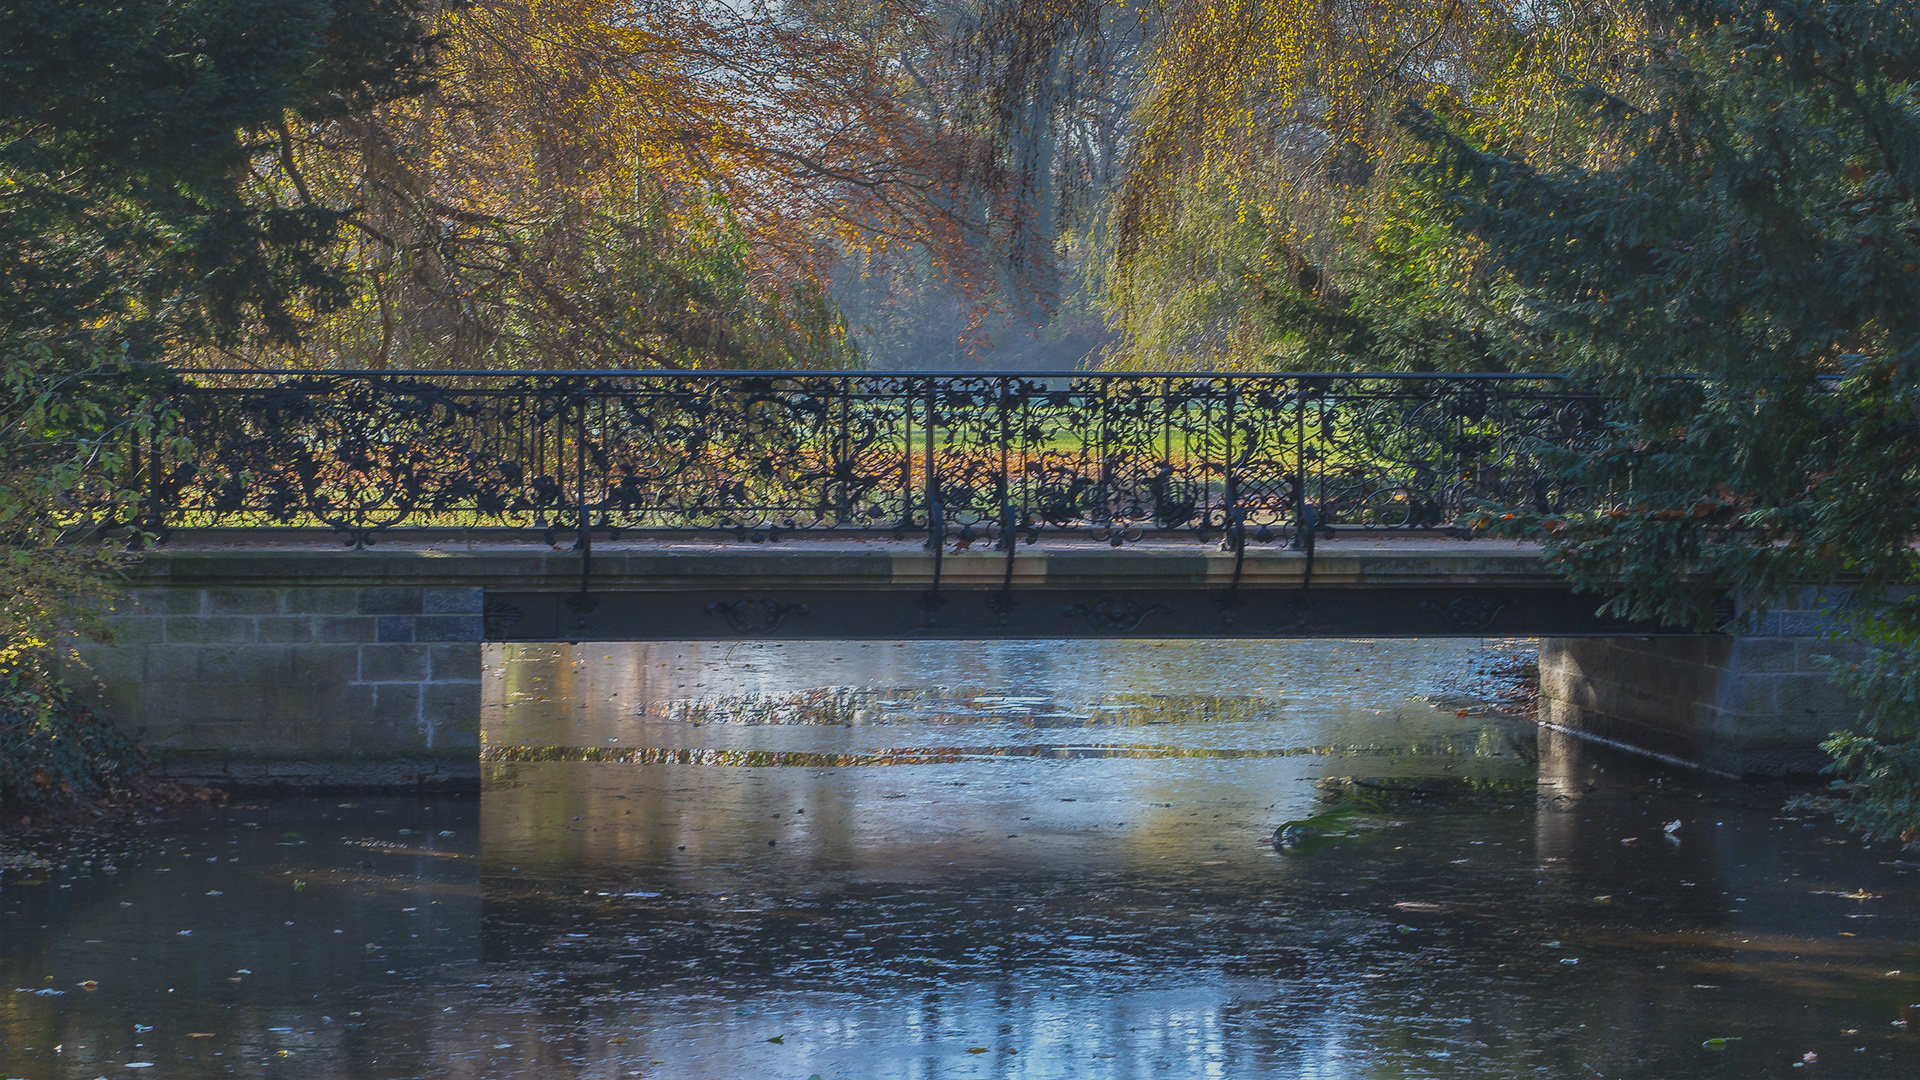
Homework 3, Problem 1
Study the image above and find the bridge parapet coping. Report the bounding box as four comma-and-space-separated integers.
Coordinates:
122, 535, 1566, 590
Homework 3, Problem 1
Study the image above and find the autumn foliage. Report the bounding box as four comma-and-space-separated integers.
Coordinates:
220, 0, 1030, 369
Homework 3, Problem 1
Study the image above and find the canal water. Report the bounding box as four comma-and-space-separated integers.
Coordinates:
2, 639, 1916, 1079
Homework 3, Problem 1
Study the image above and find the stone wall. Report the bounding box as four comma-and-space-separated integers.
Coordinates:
1539, 601, 1866, 776
63, 584, 484, 789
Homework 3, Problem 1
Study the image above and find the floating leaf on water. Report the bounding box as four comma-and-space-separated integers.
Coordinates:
967, 1047, 989, 1054
766, 1034, 784, 1044
1702, 1037, 1739, 1050
1393, 902, 1442, 912
78, 981, 98, 990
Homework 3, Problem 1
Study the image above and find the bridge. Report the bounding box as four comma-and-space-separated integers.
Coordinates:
62, 370, 1859, 785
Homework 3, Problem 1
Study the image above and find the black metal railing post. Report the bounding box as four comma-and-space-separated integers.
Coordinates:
143, 392, 165, 544
568, 380, 595, 629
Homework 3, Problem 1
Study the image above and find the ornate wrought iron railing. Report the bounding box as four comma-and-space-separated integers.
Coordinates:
127, 370, 1605, 549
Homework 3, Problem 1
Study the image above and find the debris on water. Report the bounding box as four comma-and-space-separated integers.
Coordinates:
78, 980, 97, 990
1664, 820, 1682, 833
1272, 800, 1373, 854
1560, 957, 1579, 965
766, 1034, 784, 1044
1701, 1038, 1738, 1049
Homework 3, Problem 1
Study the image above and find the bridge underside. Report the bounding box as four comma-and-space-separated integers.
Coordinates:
488, 585, 1668, 640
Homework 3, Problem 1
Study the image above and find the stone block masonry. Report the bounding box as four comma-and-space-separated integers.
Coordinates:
63, 583, 484, 790
1539, 597, 1869, 777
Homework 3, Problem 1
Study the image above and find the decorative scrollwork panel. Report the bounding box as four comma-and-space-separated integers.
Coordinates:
136, 370, 1606, 545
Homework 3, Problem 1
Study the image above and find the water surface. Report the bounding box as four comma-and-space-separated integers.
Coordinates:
3, 639, 1915, 1078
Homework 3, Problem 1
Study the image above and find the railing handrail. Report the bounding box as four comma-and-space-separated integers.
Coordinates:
164, 367, 1579, 382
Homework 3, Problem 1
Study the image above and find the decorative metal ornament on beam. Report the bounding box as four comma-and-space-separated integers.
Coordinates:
704, 598, 811, 635
1063, 597, 1173, 634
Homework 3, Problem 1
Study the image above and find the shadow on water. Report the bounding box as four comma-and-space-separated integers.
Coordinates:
3, 638, 1918, 1078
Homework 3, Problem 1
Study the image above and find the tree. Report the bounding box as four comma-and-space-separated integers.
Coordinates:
0, 0, 433, 800
1096, 0, 1645, 370
1406, 0, 1920, 838
202, 0, 1029, 369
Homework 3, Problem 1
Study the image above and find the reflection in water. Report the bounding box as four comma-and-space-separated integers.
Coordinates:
4, 639, 1917, 1078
